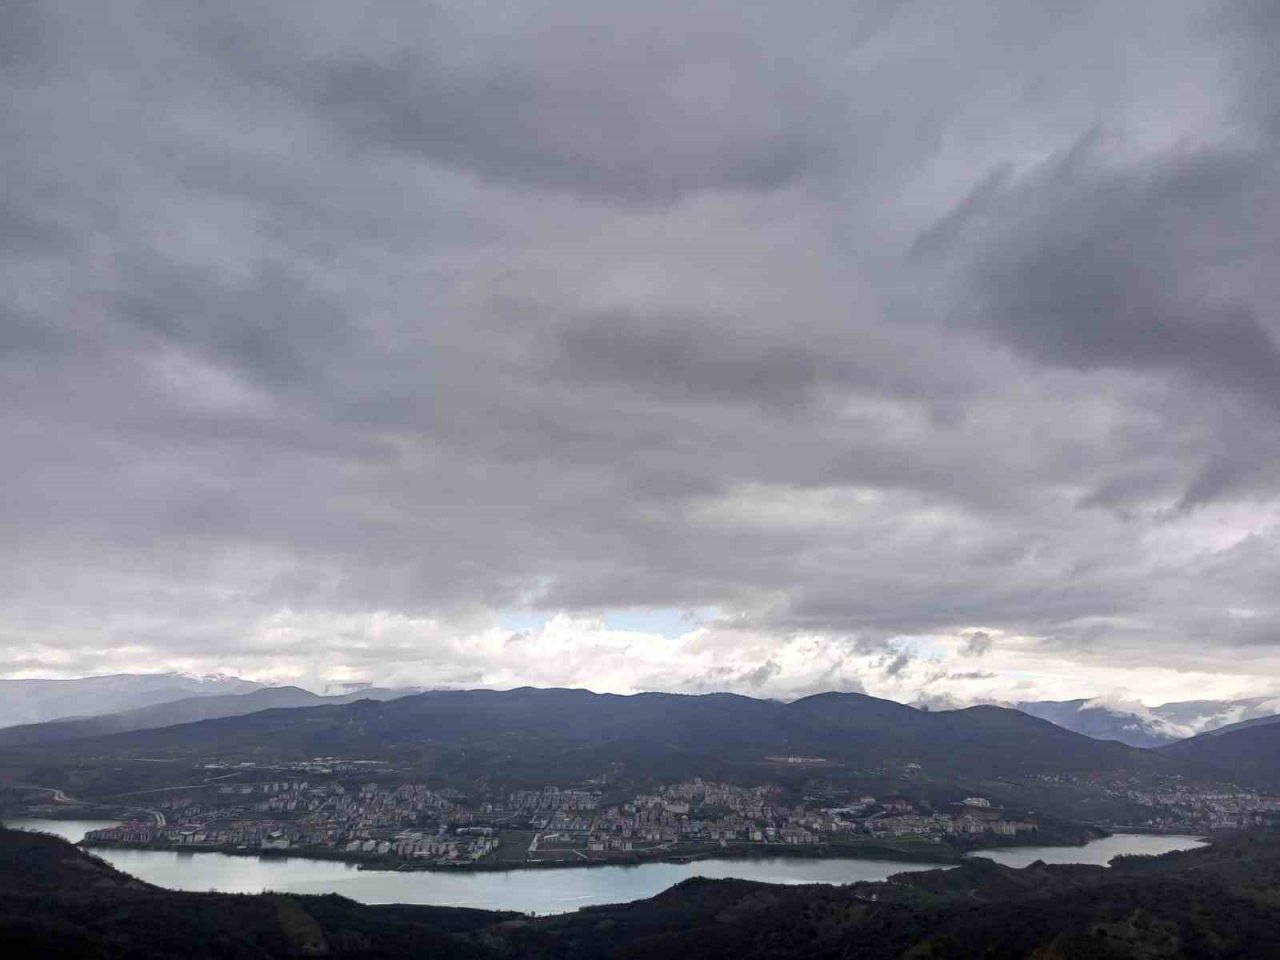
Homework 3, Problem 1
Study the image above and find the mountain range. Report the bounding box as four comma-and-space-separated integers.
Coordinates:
7, 677, 1280, 790
9, 687, 1168, 789
6, 673, 1277, 752
0, 673, 264, 729
0, 685, 417, 748
1013, 696, 1280, 748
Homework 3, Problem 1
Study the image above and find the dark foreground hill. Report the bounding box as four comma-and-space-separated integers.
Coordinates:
0, 826, 509, 959
11, 687, 1171, 785
5, 824, 1280, 958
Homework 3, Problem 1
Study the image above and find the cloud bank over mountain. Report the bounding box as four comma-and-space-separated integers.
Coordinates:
3, 1, 1280, 704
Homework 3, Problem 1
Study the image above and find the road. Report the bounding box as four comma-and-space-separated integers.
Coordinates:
104, 770, 246, 799
22, 783, 164, 826
20, 785, 82, 805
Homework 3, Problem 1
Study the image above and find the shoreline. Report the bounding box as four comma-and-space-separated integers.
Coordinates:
79, 837, 965, 872
75, 829, 1148, 874
45, 818, 1216, 877
380, 842, 966, 872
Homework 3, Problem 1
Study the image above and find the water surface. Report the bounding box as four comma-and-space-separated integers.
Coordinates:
10, 820, 1207, 913
7, 819, 941, 913
966, 832, 1206, 869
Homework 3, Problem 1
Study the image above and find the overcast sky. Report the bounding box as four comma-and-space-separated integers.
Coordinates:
3, 0, 1280, 705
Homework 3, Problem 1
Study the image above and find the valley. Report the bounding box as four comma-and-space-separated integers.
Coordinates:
4, 686, 1279, 877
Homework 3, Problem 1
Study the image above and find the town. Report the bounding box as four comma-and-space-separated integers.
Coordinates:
82, 773, 1041, 868
1120, 784, 1280, 831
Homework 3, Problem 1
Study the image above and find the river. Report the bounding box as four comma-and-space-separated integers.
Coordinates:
965, 832, 1207, 868
6, 819, 1206, 914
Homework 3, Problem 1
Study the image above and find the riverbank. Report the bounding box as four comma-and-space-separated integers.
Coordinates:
12, 803, 129, 821
946, 820, 1108, 853
380, 839, 964, 872
965, 832, 1209, 869
45, 805, 1111, 875
16, 827, 961, 914
16, 820, 1212, 915
80, 836, 964, 872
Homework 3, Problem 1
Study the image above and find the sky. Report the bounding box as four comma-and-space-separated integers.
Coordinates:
3, 0, 1280, 706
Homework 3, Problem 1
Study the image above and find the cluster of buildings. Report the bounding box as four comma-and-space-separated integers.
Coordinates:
81, 774, 1039, 867
501, 788, 600, 816
1121, 785, 1280, 830
505, 780, 1037, 853
84, 780, 489, 864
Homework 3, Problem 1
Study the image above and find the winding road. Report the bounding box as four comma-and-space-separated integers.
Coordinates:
21, 783, 165, 826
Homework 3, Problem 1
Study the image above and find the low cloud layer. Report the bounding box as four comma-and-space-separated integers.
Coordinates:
3, 0, 1280, 705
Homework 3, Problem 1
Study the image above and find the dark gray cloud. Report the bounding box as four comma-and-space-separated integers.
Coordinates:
0, 196, 72, 257
3, 0, 1280, 703
738, 659, 783, 690
0, 0, 47, 76
962, 632, 994, 658
943, 147, 1280, 410
108, 260, 356, 393
1228, 0, 1280, 136
161, 0, 850, 203
304, 53, 830, 202
552, 314, 848, 412
0, 307, 75, 362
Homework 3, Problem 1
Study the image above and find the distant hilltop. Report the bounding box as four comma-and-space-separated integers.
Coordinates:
0, 672, 265, 729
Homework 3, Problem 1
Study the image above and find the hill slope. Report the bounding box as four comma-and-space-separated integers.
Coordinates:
0, 826, 509, 959
1160, 721, 1280, 787
0, 673, 263, 729
0, 686, 417, 748
1201, 712, 1280, 739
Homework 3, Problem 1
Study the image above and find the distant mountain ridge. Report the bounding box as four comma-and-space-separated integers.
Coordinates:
14, 686, 1171, 785
1013, 696, 1280, 748
0, 685, 418, 747
1202, 712, 1280, 738
7, 676, 1276, 758
0, 672, 265, 729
